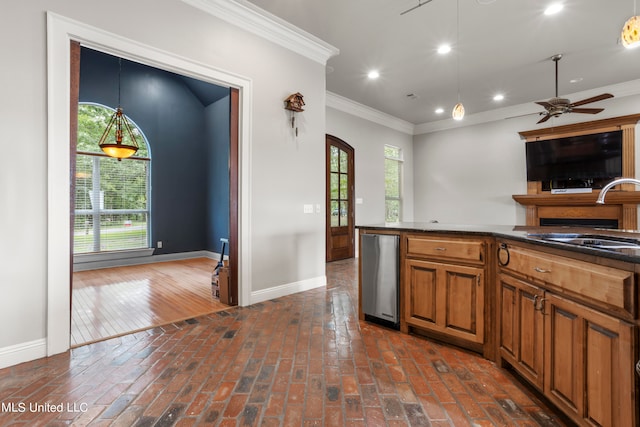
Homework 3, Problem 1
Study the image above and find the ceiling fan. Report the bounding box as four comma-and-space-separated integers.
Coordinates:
535, 54, 613, 124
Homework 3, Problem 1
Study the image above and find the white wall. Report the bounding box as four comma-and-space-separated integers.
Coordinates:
326, 107, 415, 226
412, 93, 640, 225
0, 1, 328, 365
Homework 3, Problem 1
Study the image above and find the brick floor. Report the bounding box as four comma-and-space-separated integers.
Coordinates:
0, 259, 566, 426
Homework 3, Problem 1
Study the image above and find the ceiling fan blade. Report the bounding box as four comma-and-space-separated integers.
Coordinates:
537, 114, 552, 124
570, 93, 614, 107
570, 107, 604, 114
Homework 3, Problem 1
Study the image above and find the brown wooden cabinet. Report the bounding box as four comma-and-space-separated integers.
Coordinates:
404, 235, 487, 349
497, 240, 637, 427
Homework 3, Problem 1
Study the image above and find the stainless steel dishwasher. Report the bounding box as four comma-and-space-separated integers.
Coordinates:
361, 233, 400, 330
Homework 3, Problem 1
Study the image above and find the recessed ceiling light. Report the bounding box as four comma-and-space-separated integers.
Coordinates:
437, 44, 451, 54
569, 77, 583, 83
493, 94, 505, 101
367, 70, 380, 79
435, 107, 444, 114
544, 3, 563, 15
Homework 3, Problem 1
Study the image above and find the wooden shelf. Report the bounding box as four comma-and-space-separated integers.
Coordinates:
513, 192, 640, 206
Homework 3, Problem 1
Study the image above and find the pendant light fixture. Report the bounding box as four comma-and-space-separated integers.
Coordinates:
98, 58, 139, 160
621, 0, 640, 48
452, 0, 464, 120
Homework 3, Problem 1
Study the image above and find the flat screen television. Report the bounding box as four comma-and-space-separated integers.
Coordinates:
525, 130, 622, 186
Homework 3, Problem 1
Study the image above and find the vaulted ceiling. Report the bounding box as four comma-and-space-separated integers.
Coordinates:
248, 0, 640, 126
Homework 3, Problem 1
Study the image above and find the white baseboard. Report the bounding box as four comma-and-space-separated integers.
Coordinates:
250, 275, 326, 305
0, 339, 47, 370
73, 250, 221, 271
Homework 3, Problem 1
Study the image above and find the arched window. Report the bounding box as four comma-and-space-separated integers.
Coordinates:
74, 103, 151, 254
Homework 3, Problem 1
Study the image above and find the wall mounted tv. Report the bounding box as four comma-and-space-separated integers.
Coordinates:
525, 130, 622, 188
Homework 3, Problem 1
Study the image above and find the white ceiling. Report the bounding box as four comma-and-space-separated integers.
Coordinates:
247, 0, 640, 126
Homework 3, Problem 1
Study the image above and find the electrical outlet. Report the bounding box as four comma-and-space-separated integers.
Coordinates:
157, 241, 163, 249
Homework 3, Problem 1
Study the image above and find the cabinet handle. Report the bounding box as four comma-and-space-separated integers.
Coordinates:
533, 266, 551, 273
538, 298, 547, 315
533, 295, 546, 311
497, 243, 510, 267
434, 247, 447, 251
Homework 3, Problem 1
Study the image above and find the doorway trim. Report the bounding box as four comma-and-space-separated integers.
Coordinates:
47, 12, 252, 356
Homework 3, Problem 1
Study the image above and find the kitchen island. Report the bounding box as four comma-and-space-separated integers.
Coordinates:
358, 223, 640, 427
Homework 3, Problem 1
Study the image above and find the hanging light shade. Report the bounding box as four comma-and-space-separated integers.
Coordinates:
451, 0, 464, 121
452, 102, 465, 120
621, 15, 640, 48
98, 58, 139, 160
98, 107, 139, 160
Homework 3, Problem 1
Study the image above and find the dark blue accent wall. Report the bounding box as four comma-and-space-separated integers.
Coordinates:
79, 47, 230, 255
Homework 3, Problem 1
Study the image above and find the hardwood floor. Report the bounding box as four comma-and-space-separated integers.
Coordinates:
71, 258, 229, 346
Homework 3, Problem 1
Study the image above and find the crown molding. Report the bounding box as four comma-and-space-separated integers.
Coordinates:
326, 91, 415, 135
181, 0, 339, 64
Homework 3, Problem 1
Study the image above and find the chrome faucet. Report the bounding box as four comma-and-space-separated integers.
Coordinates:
596, 178, 640, 204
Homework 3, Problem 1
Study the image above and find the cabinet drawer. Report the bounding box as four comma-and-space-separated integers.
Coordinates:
502, 245, 634, 317
406, 235, 485, 264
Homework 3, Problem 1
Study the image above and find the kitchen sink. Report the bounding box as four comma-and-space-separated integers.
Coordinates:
528, 233, 640, 250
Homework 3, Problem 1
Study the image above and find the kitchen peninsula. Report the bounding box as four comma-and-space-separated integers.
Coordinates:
358, 222, 639, 427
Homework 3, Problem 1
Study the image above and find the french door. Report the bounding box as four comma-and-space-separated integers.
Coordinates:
326, 135, 355, 261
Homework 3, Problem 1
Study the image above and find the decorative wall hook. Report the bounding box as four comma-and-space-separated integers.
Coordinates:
284, 92, 305, 137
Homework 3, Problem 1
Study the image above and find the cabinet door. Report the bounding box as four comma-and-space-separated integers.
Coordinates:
405, 259, 438, 330
498, 274, 544, 389
441, 263, 484, 344
545, 293, 635, 427
405, 259, 484, 344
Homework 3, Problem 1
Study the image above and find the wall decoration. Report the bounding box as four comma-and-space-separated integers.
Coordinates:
284, 92, 305, 136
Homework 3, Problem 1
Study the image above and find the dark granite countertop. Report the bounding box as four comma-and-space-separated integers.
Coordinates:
357, 222, 640, 263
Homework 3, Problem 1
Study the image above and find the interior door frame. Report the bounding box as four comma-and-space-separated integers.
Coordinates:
69, 46, 240, 311
326, 134, 355, 261
47, 12, 251, 356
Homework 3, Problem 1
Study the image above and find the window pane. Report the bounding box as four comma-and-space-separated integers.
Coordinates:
339, 201, 349, 227
385, 158, 400, 197
101, 157, 148, 210
386, 200, 400, 222
339, 173, 348, 200
73, 214, 96, 253
330, 201, 340, 227
385, 145, 401, 160
330, 146, 339, 172
331, 173, 339, 200
100, 213, 149, 251
339, 149, 348, 172
75, 156, 93, 210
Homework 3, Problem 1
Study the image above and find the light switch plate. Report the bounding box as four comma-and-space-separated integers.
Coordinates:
303, 204, 313, 214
